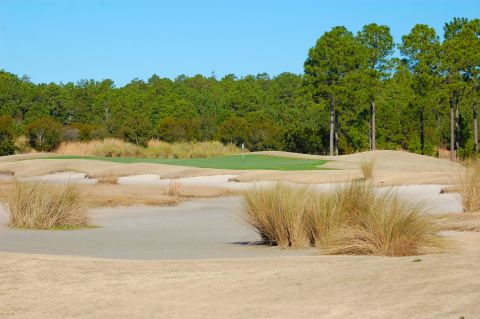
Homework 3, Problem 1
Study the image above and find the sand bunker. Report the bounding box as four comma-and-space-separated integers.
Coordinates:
0, 150, 464, 186
0, 197, 313, 260
21, 172, 97, 184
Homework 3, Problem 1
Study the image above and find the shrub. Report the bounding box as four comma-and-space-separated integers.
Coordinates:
0, 116, 16, 156
8, 181, 89, 229
458, 160, 480, 212
27, 117, 63, 151
241, 182, 445, 256
14, 136, 35, 153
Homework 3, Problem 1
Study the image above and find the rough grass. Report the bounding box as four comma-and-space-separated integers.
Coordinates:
241, 182, 445, 256
360, 160, 375, 180
55, 138, 240, 159
168, 180, 182, 197
458, 160, 480, 213
95, 173, 118, 184
8, 181, 90, 229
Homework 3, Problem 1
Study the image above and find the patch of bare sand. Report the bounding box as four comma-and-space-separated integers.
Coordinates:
434, 212, 480, 232
0, 231, 478, 319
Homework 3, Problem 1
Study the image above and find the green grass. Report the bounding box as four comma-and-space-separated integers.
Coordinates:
43, 154, 329, 171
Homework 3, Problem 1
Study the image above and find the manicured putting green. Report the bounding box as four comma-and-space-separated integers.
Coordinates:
45, 154, 329, 171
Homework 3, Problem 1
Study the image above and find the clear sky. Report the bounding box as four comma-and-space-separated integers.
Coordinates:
1, 0, 479, 86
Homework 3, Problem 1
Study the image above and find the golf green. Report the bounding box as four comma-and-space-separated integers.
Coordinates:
44, 154, 329, 171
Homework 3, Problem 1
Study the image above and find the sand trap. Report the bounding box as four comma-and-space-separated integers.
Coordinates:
0, 197, 314, 260
21, 172, 97, 184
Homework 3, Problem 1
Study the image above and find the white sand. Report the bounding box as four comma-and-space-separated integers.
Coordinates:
21, 172, 97, 184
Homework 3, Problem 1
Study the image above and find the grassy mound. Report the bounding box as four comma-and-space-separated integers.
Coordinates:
8, 181, 90, 229
241, 182, 445, 256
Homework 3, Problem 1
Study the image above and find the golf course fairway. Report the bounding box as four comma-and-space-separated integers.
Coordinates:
43, 154, 329, 171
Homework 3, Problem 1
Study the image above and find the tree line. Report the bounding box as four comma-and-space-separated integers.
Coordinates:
0, 18, 479, 159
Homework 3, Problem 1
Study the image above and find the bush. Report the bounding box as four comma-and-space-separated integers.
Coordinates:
27, 117, 63, 151
241, 182, 445, 256
14, 136, 35, 154
8, 181, 89, 229
0, 116, 16, 155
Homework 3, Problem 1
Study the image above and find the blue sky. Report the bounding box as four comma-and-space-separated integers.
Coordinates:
1, 0, 479, 86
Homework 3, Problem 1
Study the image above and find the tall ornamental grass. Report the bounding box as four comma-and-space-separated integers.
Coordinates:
242, 182, 445, 256
8, 181, 89, 229
55, 139, 240, 159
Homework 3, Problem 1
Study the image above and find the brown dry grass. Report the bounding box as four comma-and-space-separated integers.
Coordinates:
56, 138, 240, 159
360, 159, 375, 180
242, 182, 445, 256
8, 181, 89, 229
95, 173, 118, 184
458, 160, 480, 212
167, 180, 182, 197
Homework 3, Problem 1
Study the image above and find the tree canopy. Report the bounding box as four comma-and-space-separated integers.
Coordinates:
1, 18, 479, 158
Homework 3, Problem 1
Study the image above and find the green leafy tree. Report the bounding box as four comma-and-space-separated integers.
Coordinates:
400, 24, 441, 156
357, 23, 394, 150
27, 117, 63, 151
0, 116, 16, 155
304, 26, 366, 155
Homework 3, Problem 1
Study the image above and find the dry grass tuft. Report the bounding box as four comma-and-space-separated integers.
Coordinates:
458, 160, 480, 213
242, 183, 312, 248
241, 181, 445, 256
96, 173, 118, 184
8, 181, 90, 229
56, 139, 241, 159
360, 159, 375, 180
168, 180, 182, 197
56, 138, 142, 157
145, 140, 240, 159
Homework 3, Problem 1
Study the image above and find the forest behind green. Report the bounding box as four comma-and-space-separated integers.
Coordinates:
1, 18, 479, 159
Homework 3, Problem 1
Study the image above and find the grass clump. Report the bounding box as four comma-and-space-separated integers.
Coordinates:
242, 183, 311, 248
167, 180, 182, 197
458, 160, 480, 213
56, 138, 142, 157
145, 140, 240, 159
96, 173, 118, 184
8, 181, 90, 229
360, 159, 375, 180
241, 182, 445, 256
55, 139, 240, 159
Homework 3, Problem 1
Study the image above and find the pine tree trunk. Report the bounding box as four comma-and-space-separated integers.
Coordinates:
420, 107, 424, 155
371, 99, 376, 151
474, 96, 478, 152
450, 96, 455, 161
455, 98, 460, 153
329, 97, 335, 156
335, 110, 339, 156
